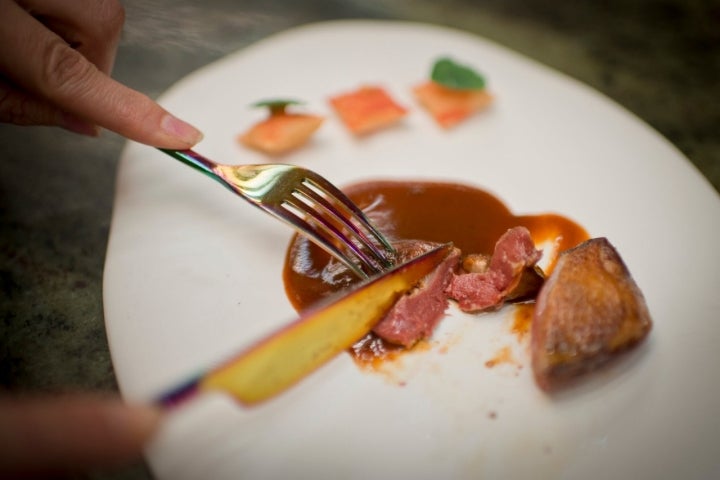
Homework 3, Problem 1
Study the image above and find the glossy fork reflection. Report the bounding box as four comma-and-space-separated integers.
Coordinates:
158, 149, 396, 278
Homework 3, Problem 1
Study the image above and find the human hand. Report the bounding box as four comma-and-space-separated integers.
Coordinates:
0, 0, 203, 148
0, 394, 162, 478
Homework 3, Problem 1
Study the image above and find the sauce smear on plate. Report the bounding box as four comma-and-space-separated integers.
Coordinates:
284, 180, 587, 308
282, 181, 588, 363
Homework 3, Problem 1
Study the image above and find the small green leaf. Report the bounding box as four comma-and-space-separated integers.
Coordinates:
431, 57, 486, 90
251, 99, 304, 115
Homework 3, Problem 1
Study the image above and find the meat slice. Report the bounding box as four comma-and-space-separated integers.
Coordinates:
531, 238, 652, 391
445, 226, 543, 312
372, 240, 461, 347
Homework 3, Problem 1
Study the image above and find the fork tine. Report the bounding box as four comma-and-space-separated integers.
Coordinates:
282, 196, 385, 275
158, 149, 397, 278
292, 182, 394, 269
266, 201, 373, 278
300, 174, 396, 264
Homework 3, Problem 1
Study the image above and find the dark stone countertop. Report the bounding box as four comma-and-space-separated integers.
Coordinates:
1, 1, 717, 478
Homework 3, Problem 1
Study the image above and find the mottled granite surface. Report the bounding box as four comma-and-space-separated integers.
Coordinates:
0, 0, 717, 478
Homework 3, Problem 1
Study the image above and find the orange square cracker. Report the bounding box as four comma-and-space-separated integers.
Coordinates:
329, 86, 407, 135
413, 81, 492, 129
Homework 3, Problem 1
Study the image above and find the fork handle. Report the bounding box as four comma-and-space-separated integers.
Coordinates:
158, 148, 228, 188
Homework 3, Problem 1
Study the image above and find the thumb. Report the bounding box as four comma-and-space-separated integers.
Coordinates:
0, 394, 163, 477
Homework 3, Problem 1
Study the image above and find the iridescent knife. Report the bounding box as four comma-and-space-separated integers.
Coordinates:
158, 243, 452, 407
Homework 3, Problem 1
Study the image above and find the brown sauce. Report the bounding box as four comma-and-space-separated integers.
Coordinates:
282, 180, 588, 364
511, 303, 536, 340
484, 346, 518, 369
283, 180, 588, 310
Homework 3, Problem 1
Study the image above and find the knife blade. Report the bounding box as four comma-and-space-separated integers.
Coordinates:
158, 242, 453, 407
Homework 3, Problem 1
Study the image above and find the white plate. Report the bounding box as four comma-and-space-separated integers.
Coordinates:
104, 20, 720, 479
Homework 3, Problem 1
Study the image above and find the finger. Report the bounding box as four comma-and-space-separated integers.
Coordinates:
0, 395, 162, 476
0, 76, 98, 135
18, 0, 125, 74
0, 1, 203, 148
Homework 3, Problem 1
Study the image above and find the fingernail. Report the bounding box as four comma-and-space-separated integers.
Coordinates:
61, 113, 100, 137
161, 114, 204, 146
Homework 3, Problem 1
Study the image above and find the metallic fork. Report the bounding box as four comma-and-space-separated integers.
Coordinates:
159, 149, 396, 278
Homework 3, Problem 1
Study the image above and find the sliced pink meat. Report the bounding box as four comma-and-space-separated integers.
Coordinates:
372, 241, 461, 347
372, 227, 542, 347
446, 226, 542, 312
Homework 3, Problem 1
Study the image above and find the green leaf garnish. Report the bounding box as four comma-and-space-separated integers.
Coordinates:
252, 99, 304, 115
431, 57, 486, 90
